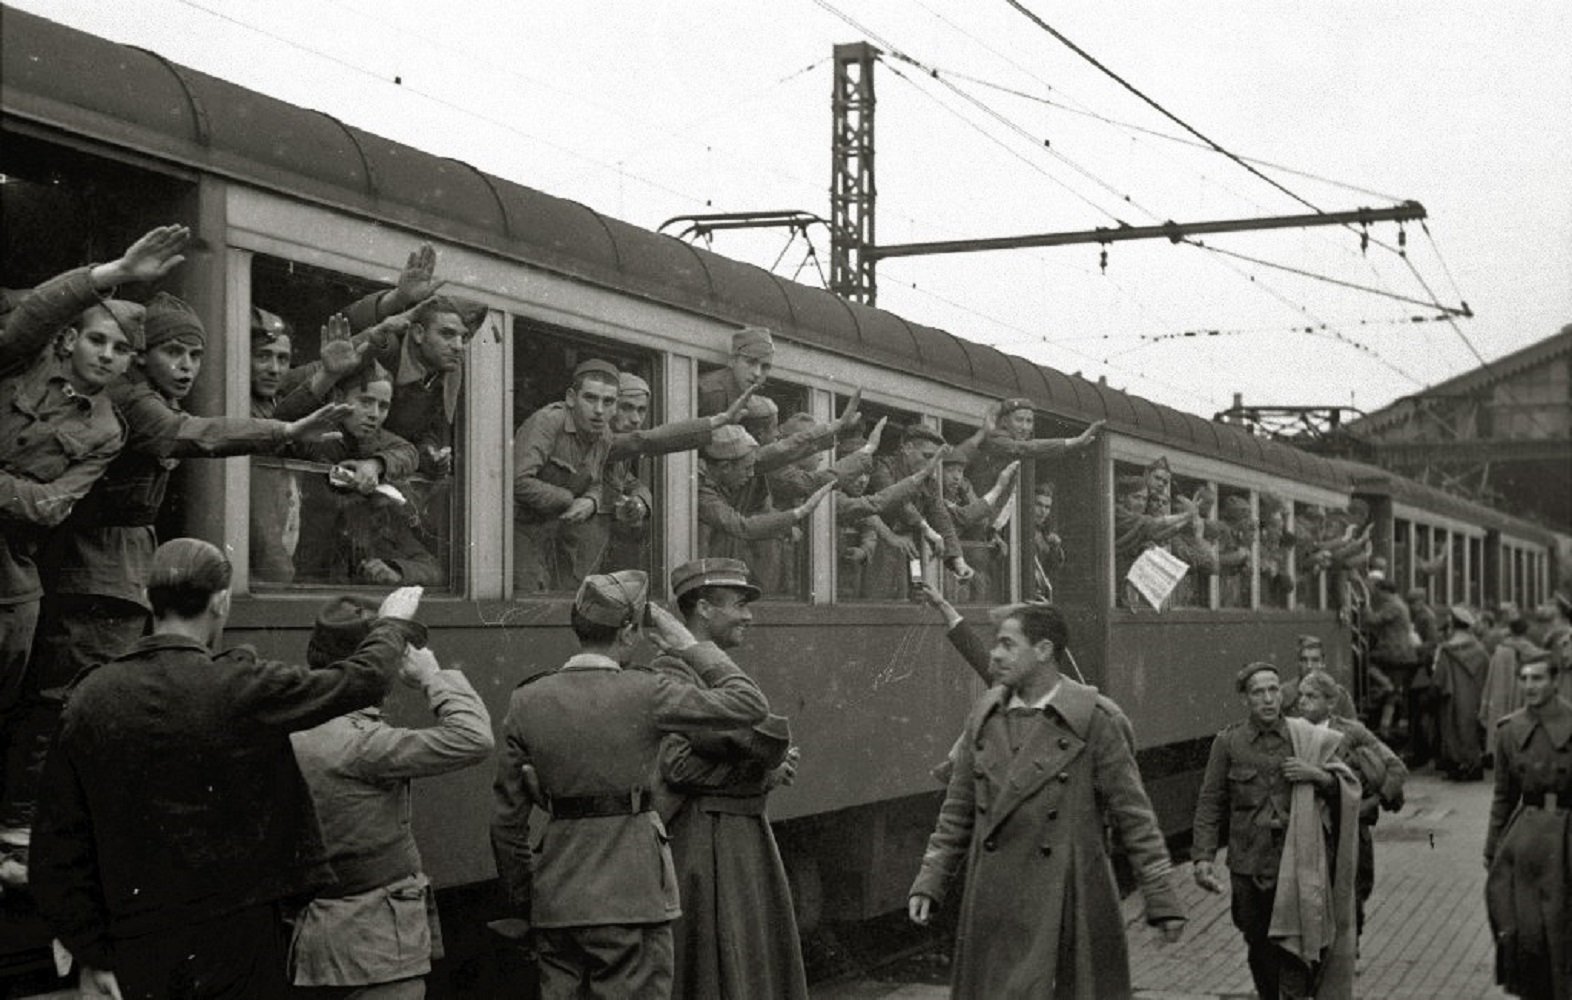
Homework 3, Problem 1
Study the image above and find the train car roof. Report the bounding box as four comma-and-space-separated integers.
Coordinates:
0, 6, 1403, 495
1328, 456, 1556, 544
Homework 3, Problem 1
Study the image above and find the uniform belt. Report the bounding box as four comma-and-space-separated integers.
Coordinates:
548, 788, 652, 819
694, 793, 768, 816
1522, 791, 1566, 812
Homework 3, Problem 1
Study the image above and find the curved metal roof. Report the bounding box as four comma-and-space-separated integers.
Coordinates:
0, 6, 1350, 492
1329, 458, 1556, 544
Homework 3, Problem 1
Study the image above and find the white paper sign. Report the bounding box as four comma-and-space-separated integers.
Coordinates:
1126, 546, 1190, 609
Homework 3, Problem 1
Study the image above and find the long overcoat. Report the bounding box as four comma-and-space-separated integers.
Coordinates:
910, 677, 1182, 1000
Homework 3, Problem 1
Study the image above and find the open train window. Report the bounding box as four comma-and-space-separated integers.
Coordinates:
1164, 472, 1212, 609
1469, 536, 1484, 607
1393, 520, 1412, 594
1294, 501, 1329, 611
1216, 485, 1255, 610
937, 417, 1012, 607
511, 319, 661, 596
248, 254, 464, 593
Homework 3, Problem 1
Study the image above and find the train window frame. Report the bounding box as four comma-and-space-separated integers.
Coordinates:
1104, 436, 1344, 616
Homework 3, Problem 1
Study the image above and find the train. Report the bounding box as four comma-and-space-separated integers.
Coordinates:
1, 4, 1560, 986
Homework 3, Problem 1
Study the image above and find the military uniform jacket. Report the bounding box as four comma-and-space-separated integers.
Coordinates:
1192, 717, 1297, 876
868, 453, 962, 559
0, 267, 126, 603
910, 677, 1180, 1000
490, 642, 768, 928
511, 402, 610, 523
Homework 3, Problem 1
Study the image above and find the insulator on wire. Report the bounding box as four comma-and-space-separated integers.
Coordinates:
1099, 248, 1108, 274
1359, 225, 1369, 254
1398, 225, 1407, 258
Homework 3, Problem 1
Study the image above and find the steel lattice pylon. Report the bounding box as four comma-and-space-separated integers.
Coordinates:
830, 42, 878, 305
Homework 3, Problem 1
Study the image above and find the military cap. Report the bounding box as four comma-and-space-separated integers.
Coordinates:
1520, 647, 1551, 666
100, 300, 147, 351
732, 325, 775, 359
670, 557, 761, 602
1235, 661, 1280, 692
1449, 605, 1476, 629
901, 424, 945, 447
618, 372, 651, 398
574, 569, 649, 627
779, 411, 817, 436
743, 395, 779, 423
1297, 635, 1323, 651
703, 424, 758, 461
941, 450, 970, 466
250, 306, 289, 344
573, 358, 621, 387
999, 397, 1034, 416
1222, 495, 1253, 518
144, 291, 206, 350
307, 595, 380, 668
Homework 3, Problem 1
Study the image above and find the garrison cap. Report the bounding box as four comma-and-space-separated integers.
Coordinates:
901, 424, 945, 447
618, 372, 651, 398
573, 358, 621, 387
1520, 647, 1551, 666
1236, 661, 1280, 692
702, 424, 758, 461
670, 557, 761, 602
574, 569, 649, 627
941, 450, 970, 466
999, 397, 1033, 416
307, 595, 380, 668
732, 325, 775, 359
1449, 605, 1477, 629
100, 300, 147, 352
1297, 634, 1323, 651
143, 292, 206, 350
780, 411, 817, 436
250, 306, 289, 344
743, 395, 778, 423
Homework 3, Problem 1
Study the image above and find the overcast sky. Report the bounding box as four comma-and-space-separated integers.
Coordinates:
14, 0, 1571, 417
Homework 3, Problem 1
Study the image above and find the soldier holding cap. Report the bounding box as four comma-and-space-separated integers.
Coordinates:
865, 423, 973, 598
289, 596, 493, 996
1192, 663, 1345, 999
652, 558, 807, 1000
490, 569, 768, 1000
30, 540, 427, 999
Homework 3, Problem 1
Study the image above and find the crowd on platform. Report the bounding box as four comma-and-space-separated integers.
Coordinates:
0, 224, 1567, 1000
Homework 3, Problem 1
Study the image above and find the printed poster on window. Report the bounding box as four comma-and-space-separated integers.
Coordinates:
1126, 546, 1190, 610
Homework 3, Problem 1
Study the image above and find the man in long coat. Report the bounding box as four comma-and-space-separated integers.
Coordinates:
1434, 606, 1490, 780
908, 603, 1184, 999
653, 558, 807, 1000
1484, 653, 1571, 1000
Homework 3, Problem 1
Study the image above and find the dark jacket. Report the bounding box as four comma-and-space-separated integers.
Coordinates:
30, 619, 421, 970
1192, 717, 1297, 877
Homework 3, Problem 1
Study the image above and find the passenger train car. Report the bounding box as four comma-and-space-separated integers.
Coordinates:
1, 6, 1558, 983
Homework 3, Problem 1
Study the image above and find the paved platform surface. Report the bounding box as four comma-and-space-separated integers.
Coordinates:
814, 770, 1509, 1000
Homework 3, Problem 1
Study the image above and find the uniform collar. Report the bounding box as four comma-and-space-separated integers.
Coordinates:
1248, 715, 1290, 740
561, 403, 607, 443
984, 675, 1097, 738
1520, 696, 1572, 750
128, 632, 212, 656
561, 652, 622, 672
1005, 677, 1061, 712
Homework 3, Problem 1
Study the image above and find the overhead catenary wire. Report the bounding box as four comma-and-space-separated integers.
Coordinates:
1180, 240, 1470, 316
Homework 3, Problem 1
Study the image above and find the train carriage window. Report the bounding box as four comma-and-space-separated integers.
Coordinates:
690, 364, 814, 601
249, 254, 463, 593
1393, 519, 1412, 595
1258, 492, 1293, 609
513, 319, 660, 595
1469, 536, 1484, 607
1216, 485, 1255, 609
939, 417, 1012, 606
836, 398, 924, 603
1294, 501, 1330, 611
1163, 472, 1212, 609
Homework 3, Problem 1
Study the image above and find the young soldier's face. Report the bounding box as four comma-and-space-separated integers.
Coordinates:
942, 465, 966, 494
1120, 489, 1147, 514
1298, 646, 1325, 674
343, 379, 393, 439
1034, 491, 1054, 529
903, 438, 940, 470
612, 393, 650, 434
1004, 408, 1034, 440
714, 456, 756, 490
1518, 663, 1555, 708
731, 352, 771, 388
143, 339, 204, 399
1243, 671, 1283, 726
64, 308, 136, 390
250, 335, 292, 400
569, 376, 619, 435
844, 469, 870, 496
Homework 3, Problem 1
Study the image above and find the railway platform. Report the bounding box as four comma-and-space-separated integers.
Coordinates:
812, 769, 1511, 1000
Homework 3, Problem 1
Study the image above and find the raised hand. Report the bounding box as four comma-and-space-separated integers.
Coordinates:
391, 242, 442, 310
377, 584, 424, 621
794, 480, 836, 520
715, 382, 761, 428
860, 416, 888, 454
1072, 419, 1107, 448
647, 602, 697, 651
284, 401, 352, 441
398, 644, 441, 689
99, 224, 191, 287
319, 313, 369, 378
835, 386, 863, 430
924, 445, 951, 475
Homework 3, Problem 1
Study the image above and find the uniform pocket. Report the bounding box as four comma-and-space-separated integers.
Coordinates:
386, 873, 433, 964
1228, 766, 1264, 810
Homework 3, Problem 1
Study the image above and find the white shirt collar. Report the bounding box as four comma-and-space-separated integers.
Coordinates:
1005, 677, 1063, 712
